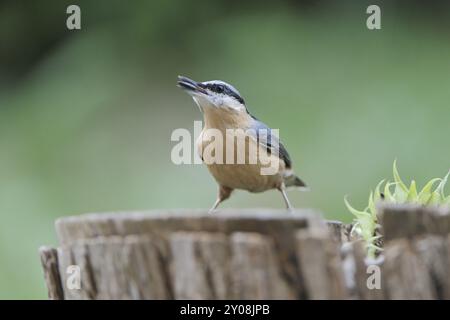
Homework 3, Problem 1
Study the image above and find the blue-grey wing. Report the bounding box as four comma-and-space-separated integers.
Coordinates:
249, 116, 292, 169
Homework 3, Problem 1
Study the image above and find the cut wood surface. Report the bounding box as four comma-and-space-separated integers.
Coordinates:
39, 206, 450, 300
39, 246, 64, 300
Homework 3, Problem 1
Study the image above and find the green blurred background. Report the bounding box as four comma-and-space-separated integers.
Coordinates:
0, 0, 449, 298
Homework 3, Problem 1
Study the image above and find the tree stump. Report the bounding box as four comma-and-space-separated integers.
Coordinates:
39, 205, 450, 300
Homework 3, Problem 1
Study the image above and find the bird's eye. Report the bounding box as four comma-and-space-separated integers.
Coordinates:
215, 85, 224, 93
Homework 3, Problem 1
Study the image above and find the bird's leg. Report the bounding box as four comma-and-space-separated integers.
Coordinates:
209, 185, 233, 213
278, 183, 294, 211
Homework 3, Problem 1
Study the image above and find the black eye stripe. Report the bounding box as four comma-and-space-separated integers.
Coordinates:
208, 84, 223, 93
206, 82, 245, 105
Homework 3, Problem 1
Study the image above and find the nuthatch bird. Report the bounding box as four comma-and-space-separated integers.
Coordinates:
177, 75, 307, 212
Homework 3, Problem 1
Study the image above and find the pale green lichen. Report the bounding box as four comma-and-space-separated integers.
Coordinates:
345, 160, 449, 258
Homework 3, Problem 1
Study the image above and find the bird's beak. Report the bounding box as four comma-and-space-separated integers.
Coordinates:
177, 76, 208, 95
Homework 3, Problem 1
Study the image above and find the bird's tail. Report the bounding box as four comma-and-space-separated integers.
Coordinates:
284, 172, 309, 190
